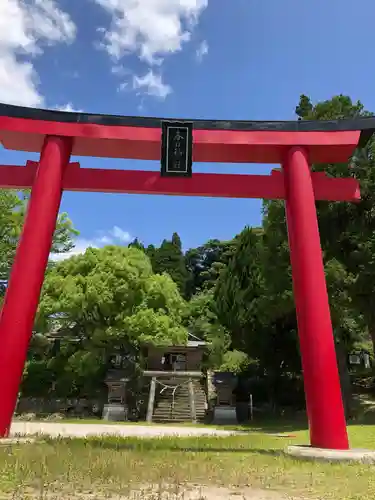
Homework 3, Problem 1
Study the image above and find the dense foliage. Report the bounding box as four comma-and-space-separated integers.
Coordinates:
2, 94, 375, 415
0, 191, 77, 298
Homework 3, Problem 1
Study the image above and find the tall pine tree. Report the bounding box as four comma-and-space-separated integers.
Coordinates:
214, 227, 264, 353
185, 239, 235, 298
151, 233, 188, 296
128, 238, 145, 252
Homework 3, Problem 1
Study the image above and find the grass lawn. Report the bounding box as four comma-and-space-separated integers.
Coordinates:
1, 425, 375, 499
15, 415, 309, 431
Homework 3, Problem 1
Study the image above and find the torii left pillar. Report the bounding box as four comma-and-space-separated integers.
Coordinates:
0, 135, 72, 437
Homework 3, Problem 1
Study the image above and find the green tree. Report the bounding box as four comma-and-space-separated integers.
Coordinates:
28, 246, 188, 397
0, 190, 78, 296
185, 289, 230, 370
214, 227, 265, 354
252, 94, 374, 413
128, 238, 145, 252
185, 239, 235, 298
295, 94, 313, 119
150, 233, 188, 296
294, 93, 375, 357
0, 191, 23, 294
212, 225, 302, 409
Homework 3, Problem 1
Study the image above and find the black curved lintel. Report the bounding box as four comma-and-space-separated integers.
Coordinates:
0, 103, 374, 148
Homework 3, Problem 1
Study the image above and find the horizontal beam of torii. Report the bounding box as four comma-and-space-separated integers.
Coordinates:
0, 161, 360, 201
0, 103, 373, 164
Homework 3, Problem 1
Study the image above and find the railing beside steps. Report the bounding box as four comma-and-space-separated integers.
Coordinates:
143, 371, 207, 424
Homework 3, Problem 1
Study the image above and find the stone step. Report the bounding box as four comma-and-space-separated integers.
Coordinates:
154, 409, 206, 415
155, 399, 207, 405
155, 406, 206, 413
157, 402, 206, 408
157, 401, 201, 406
157, 396, 205, 401
160, 401, 206, 405
153, 414, 206, 421
156, 400, 206, 406
157, 395, 206, 400
158, 391, 206, 396
154, 408, 206, 414
153, 413, 206, 420
153, 416, 206, 421
158, 384, 205, 391
152, 417, 205, 424
155, 403, 206, 410
157, 400, 206, 405
152, 381, 207, 423
158, 393, 206, 400
175, 391, 205, 395
159, 395, 206, 398
153, 412, 206, 418
158, 389, 205, 393
159, 410, 206, 414
157, 388, 205, 394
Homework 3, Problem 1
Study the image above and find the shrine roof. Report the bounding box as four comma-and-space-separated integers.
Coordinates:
0, 103, 373, 163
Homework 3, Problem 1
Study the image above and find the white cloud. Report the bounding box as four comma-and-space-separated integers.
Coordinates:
0, 0, 76, 107
94, 0, 208, 97
196, 40, 208, 62
111, 65, 131, 76
95, 0, 208, 64
51, 238, 97, 262
54, 102, 83, 112
98, 235, 113, 245
132, 70, 172, 99
109, 226, 132, 243
0, 53, 42, 107
50, 226, 133, 261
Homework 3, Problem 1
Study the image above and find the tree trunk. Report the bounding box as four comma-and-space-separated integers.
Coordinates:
335, 341, 353, 420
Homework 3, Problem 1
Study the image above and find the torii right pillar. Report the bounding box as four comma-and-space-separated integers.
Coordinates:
283, 146, 349, 450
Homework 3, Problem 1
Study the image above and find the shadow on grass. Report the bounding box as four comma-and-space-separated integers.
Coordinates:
233, 415, 375, 434
79, 439, 286, 457
347, 416, 375, 426
234, 418, 308, 434
238, 416, 375, 433
43, 433, 292, 458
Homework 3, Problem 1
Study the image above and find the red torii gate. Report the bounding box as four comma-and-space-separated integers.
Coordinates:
0, 104, 370, 450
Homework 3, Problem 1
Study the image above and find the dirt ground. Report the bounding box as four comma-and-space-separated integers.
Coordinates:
107, 484, 297, 499
10, 421, 240, 438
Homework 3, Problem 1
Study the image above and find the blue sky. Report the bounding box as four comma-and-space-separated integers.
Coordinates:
1, 0, 375, 257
